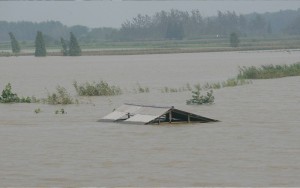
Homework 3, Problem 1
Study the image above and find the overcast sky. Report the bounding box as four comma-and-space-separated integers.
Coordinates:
1, 0, 299, 28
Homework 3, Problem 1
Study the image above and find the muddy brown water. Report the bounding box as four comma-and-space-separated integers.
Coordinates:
0, 51, 300, 186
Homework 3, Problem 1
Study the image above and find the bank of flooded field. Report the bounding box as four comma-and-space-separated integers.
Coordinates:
0, 51, 300, 186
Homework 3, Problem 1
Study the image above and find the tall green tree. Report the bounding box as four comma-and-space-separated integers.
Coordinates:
60, 37, 68, 56
8, 32, 20, 53
69, 32, 81, 56
229, 32, 240, 47
34, 31, 46, 57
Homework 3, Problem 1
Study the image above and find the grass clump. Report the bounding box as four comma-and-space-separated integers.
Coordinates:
202, 82, 222, 90
34, 108, 41, 114
161, 86, 180, 93
55, 108, 66, 114
43, 86, 75, 105
186, 84, 214, 105
135, 83, 150, 93
73, 81, 122, 96
237, 63, 300, 79
161, 83, 192, 93
221, 78, 252, 87
0, 83, 32, 103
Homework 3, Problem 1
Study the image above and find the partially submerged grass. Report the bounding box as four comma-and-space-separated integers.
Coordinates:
73, 81, 122, 96
221, 78, 252, 87
202, 82, 222, 90
161, 83, 192, 93
34, 108, 41, 114
55, 108, 66, 114
237, 63, 300, 79
135, 83, 150, 93
162, 78, 251, 95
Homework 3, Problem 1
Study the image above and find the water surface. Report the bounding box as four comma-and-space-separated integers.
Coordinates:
0, 51, 300, 186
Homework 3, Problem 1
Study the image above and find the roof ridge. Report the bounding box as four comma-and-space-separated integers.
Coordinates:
124, 103, 172, 109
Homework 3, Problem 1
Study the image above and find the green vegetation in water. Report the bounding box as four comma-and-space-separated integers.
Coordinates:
186, 84, 214, 105
162, 78, 251, 94
73, 81, 122, 96
201, 82, 222, 90
201, 78, 251, 90
135, 83, 150, 93
221, 78, 252, 87
55, 108, 66, 114
0, 83, 33, 103
34, 108, 41, 114
43, 86, 76, 105
237, 63, 300, 79
161, 83, 192, 93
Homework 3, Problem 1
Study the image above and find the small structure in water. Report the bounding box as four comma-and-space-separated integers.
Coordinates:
99, 103, 219, 125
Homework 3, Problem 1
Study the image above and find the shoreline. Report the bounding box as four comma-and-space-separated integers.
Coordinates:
1, 46, 300, 57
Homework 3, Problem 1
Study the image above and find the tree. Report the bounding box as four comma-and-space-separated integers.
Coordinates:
69, 32, 81, 56
8, 32, 20, 54
229, 32, 240, 47
34, 31, 46, 56
60, 37, 68, 56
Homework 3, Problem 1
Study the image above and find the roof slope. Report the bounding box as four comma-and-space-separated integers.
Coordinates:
99, 103, 219, 125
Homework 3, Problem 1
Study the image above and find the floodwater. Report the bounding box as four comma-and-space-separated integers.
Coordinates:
0, 50, 300, 186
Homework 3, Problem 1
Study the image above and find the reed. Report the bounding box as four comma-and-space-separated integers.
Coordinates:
135, 83, 150, 93
237, 63, 300, 79
221, 78, 252, 87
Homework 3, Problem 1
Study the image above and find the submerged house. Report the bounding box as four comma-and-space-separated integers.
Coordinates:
99, 103, 219, 125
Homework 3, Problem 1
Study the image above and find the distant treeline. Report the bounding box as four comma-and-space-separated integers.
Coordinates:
0, 9, 300, 42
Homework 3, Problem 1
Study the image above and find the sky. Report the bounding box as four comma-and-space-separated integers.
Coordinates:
1, 0, 300, 28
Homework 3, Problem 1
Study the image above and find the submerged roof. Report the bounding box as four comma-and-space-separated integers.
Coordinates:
99, 103, 219, 125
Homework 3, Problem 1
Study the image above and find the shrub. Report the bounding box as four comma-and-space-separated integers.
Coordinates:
73, 81, 122, 96
186, 85, 214, 105
43, 86, 75, 105
0, 83, 32, 103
